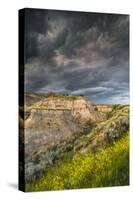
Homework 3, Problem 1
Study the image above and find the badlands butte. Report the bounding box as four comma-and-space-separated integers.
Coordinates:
19, 93, 129, 183
19, 93, 110, 128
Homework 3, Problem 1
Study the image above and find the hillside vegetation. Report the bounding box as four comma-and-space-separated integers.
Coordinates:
26, 134, 129, 191
25, 103, 129, 191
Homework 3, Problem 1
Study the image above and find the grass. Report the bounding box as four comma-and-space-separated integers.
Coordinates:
26, 133, 129, 192
42, 93, 85, 99
21, 94, 85, 112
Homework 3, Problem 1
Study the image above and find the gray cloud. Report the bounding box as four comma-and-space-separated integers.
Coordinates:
24, 9, 129, 104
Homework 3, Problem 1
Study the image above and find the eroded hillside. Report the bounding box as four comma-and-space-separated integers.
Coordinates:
26, 103, 129, 191
20, 94, 106, 127
19, 94, 129, 185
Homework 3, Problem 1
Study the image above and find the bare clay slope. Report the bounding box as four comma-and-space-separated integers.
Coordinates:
19, 94, 106, 183
25, 109, 81, 157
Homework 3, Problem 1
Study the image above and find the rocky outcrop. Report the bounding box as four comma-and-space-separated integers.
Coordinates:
19, 96, 106, 174
96, 105, 112, 113
21, 109, 82, 183
19, 94, 108, 183
24, 109, 81, 155
24, 96, 106, 124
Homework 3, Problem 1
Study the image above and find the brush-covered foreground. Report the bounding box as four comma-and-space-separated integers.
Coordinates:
26, 133, 129, 192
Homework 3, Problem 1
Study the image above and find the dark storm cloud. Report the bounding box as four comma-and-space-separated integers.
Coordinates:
25, 9, 129, 104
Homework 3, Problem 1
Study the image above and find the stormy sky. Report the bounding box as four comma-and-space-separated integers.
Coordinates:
24, 9, 129, 104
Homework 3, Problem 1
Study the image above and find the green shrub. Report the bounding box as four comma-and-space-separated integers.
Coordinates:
26, 134, 129, 191
104, 116, 129, 144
